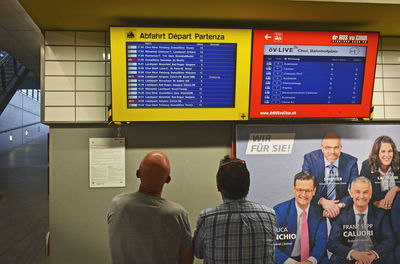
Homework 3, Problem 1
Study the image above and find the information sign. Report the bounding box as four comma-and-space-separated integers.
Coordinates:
250, 30, 379, 118
110, 27, 252, 121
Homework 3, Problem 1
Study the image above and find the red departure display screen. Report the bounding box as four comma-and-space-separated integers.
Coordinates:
250, 30, 379, 118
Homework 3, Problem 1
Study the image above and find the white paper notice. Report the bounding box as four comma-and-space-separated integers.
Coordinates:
89, 138, 125, 188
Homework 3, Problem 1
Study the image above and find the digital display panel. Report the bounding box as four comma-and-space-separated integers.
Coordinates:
126, 42, 237, 108
250, 30, 379, 118
110, 27, 252, 121
262, 45, 366, 105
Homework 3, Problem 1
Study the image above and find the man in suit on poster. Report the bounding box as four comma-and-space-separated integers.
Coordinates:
327, 176, 395, 264
302, 132, 359, 218
274, 172, 328, 264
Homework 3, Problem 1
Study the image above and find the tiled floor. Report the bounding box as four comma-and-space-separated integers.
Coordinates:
0, 137, 49, 264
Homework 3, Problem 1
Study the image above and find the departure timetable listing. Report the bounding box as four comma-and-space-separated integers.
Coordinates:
261, 45, 367, 105
126, 42, 237, 108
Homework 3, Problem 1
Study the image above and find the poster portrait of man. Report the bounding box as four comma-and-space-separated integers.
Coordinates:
274, 172, 328, 264
302, 132, 359, 218
327, 176, 395, 264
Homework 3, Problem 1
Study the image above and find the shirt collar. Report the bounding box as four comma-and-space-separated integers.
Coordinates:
223, 197, 247, 203
378, 166, 393, 175
294, 201, 310, 216
324, 157, 339, 168
353, 204, 368, 215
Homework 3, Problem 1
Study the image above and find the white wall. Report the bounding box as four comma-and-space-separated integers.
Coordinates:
43, 31, 110, 123
0, 90, 49, 154
373, 37, 400, 119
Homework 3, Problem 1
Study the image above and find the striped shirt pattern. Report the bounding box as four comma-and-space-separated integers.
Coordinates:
193, 198, 277, 264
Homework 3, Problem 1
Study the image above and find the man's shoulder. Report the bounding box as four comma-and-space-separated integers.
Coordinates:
340, 151, 357, 162
368, 204, 386, 219
200, 200, 275, 219
273, 199, 293, 214
111, 192, 136, 205
111, 192, 187, 213
273, 199, 322, 217
336, 204, 354, 220
162, 198, 189, 215
309, 202, 324, 219
246, 200, 276, 214
198, 206, 218, 217
304, 149, 323, 159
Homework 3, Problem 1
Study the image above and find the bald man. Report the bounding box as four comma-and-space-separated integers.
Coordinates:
302, 132, 359, 218
107, 151, 193, 264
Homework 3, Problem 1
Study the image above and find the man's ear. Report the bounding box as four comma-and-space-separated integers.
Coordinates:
165, 175, 171, 184
312, 186, 316, 196
217, 185, 224, 199
136, 169, 140, 178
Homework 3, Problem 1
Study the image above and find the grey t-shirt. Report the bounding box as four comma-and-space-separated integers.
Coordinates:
108, 192, 192, 264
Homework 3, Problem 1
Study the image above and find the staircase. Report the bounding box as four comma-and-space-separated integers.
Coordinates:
0, 50, 29, 115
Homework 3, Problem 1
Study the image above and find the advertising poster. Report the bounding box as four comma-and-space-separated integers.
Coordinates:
236, 124, 400, 263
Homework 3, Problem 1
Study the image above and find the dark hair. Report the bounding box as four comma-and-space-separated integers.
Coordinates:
216, 155, 250, 199
294, 171, 316, 187
368, 135, 400, 173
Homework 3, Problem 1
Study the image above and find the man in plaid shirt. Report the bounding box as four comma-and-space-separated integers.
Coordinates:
193, 155, 277, 263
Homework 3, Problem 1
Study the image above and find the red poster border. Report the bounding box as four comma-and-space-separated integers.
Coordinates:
249, 30, 379, 119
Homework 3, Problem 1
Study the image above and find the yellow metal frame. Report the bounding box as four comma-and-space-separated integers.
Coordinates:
110, 27, 252, 121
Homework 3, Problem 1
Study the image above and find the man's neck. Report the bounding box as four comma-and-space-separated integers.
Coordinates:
138, 185, 162, 198
223, 197, 246, 203
354, 205, 368, 213
295, 201, 309, 211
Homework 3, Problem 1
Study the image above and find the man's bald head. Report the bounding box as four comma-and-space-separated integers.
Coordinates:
137, 151, 171, 195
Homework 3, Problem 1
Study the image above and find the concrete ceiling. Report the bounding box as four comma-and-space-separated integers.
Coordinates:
18, 0, 400, 34
0, 0, 40, 76
2, 0, 400, 76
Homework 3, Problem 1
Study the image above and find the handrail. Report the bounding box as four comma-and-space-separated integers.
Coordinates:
0, 52, 10, 66
1, 53, 20, 90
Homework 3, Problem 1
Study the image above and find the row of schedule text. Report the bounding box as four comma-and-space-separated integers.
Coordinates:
126, 42, 237, 108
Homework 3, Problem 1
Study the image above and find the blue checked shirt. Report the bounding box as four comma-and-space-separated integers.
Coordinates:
193, 198, 277, 264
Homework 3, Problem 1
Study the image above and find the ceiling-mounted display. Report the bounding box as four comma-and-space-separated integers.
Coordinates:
250, 30, 379, 118
110, 27, 252, 121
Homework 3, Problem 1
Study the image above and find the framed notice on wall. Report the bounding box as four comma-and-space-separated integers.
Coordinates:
89, 138, 125, 188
